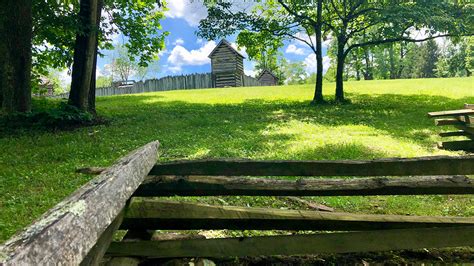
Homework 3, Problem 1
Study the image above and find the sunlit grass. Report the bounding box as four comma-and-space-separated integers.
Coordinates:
0, 77, 473, 242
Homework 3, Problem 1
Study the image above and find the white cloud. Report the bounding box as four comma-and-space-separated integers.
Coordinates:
244, 62, 257, 77
167, 41, 217, 71
96, 67, 103, 77
285, 44, 305, 55
304, 54, 330, 75
230, 42, 248, 58
168, 65, 183, 73
173, 38, 185, 46
196, 38, 205, 44
158, 49, 168, 57
165, 0, 208, 27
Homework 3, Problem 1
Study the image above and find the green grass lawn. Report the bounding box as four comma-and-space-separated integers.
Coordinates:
0, 77, 473, 243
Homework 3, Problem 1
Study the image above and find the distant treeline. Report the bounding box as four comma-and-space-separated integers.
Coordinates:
322, 37, 472, 82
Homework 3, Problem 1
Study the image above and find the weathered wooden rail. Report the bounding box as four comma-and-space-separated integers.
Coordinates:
429, 103, 474, 151
1, 141, 473, 265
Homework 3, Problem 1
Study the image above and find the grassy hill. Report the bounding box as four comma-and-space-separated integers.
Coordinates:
0, 77, 473, 243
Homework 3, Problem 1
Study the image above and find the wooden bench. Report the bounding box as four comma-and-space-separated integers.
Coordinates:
1, 141, 474, 265
428, 103, 474, 151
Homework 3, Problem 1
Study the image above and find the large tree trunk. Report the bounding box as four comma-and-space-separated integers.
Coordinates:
311, 0, 324, 104
87, 0, 104, 115
363, 48, 373, 80
335, 36, 346, 102
389, 44, 397, 79
397, 42, 405, 79
69, 0, 99, 111
1, 0, 32, 113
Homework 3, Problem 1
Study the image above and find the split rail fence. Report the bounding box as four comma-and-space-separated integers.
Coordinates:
429, 103, 474, 151
1, 141, 474, 265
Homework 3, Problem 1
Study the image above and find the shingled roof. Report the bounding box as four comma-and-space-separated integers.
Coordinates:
208, 39, 246, 59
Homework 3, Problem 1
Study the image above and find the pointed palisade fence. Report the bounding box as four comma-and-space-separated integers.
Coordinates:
52, 73, 264, 99
1, 141, 474, 265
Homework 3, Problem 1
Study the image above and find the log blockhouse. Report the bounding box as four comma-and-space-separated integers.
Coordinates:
209, 39, 245, 87
258, 69, 279, 86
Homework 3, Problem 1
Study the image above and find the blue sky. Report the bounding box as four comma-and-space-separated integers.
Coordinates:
93, 0, 330, 82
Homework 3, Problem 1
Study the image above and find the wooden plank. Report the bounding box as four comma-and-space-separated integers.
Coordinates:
458, 115, 473, 125
149, 156, 474, 177
435, 118, 464, 126
80, 209, 125, 266
133, 175, 474, 197
107, 226, 474, 258
120, 200, 474, 231
0, 141, 160, 265
439, 140, 474, 151
455, 124, 474, 137
439, 131, 471, 137
428, 109, 474, 118
465, 104, 474, 110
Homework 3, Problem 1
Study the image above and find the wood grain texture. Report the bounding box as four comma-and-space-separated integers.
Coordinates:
134, 175, 474, 197
0, 141, 159, 265
149, 156, 474, 177
80, 209, 126, 266
120, 199, 474, 231
428, 109, 474, 118
107, 226, 474, 258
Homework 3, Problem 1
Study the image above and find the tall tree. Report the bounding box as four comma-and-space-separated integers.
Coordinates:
199, 0, 328, 104
415, 39, 439, 78
466, 37, 474, 76
68, 0, 99, 111
0, 0, 33, 113
323, 0, 472, 102
38, 0, 167, 113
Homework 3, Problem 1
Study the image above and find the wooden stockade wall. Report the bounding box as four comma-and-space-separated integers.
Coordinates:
52, 73, 263, 98
1, 141, 473, 265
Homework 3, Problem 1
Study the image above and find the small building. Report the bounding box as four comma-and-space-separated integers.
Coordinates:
208, 39, 245, 87
257, 69, 279, 86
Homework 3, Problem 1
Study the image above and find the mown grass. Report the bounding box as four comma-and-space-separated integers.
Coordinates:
0, 77, 473, 243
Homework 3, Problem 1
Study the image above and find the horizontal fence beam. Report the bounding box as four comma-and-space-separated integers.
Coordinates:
439, 131, 471, 138
149, 156, 474, 177
107, 226, 474, 258
428, 109, 474, 118
133, 175, 474, 197
439, 141, 474, 151
435, 118, 465, 126
0, 141, 160, 265
120, 200, 474, 231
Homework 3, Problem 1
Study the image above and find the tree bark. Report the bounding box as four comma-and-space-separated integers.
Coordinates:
1, 0, 32, 113
69, 0, 99, 111
311, 0, 324, 104
335, 36, 346, 102
363, 47, 373, 80
389, 44, 396, 79
87, 0, 103, 115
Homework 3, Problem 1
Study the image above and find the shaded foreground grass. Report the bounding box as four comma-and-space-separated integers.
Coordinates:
0, 77, 473, 243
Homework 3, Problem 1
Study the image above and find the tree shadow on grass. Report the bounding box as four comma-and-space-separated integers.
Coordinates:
100, 92, 474, 160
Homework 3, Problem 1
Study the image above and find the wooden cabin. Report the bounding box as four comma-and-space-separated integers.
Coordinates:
258, 69, 279, 86
208, 39, 245, 87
